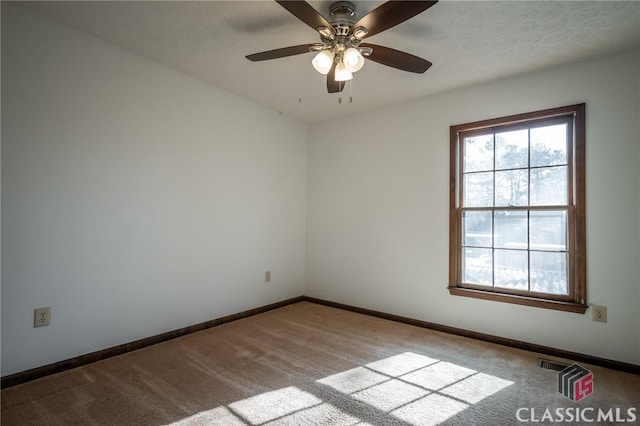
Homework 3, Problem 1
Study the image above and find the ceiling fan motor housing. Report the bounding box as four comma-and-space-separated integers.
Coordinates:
328, 1, 357, 35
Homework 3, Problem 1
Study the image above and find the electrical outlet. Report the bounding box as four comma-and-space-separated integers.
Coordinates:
34, 307, 51, 327
592, 305, 607, 323
265, 270, 271, 283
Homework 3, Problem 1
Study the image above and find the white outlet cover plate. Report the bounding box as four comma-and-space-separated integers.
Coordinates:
591, 305, 607, 323
34, 306, 51, 327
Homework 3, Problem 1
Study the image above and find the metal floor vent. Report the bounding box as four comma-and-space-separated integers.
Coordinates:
538, 359, 570, 371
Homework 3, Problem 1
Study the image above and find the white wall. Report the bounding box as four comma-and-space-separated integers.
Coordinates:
2, 3, 639, 379
307, 50, 640, 365
1, 4, 308, 376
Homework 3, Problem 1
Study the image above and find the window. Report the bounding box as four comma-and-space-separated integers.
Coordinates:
449, 104, 586, 313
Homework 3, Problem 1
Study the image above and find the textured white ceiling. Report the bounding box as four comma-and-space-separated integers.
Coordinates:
20, 1, 640, 123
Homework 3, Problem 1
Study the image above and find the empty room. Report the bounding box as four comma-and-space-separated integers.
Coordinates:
2, 1, 639, 425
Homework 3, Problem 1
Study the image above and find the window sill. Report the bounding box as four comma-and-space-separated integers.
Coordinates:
448, 286, 588, 313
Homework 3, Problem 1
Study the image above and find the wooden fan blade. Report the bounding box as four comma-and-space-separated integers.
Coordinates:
327, 63, 345, 93
361, 43, 432, 73
351, 1, 437, 38
246, 44, 315, 61
276, 1, 334, 33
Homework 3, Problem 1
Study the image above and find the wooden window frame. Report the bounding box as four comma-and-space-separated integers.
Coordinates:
448, 104, 587, 313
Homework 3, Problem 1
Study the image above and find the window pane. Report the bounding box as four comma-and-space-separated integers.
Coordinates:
531, 124, 567, 167
462, 211, 492, 247
495, 169, 528, 206
464, 172, 493, 207
495, 129, 528, 170
494, 210, 527, 249
531, 166, 567, 205
451, 104, 585, 312
462, 248, 492, 286
530, 210, 567, 251
531, 251, 568, 295
494, 249, 528, 290
464, 135, 494, 172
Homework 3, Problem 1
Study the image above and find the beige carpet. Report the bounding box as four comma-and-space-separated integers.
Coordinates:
2, 302, 639, 425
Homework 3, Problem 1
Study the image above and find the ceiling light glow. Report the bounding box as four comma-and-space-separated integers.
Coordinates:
312, 50, 335, 75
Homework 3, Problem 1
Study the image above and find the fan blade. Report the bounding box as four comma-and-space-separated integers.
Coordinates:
246, 44, 315, 61
327, 63, 345, 93
276, 1, 334, 33
361, 43, 432, 73
351, 1, 437, 38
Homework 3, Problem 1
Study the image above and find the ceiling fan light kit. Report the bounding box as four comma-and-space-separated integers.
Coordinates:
334, 62, 353, 81
246, 1, 437, 93
343, 48, 365, 72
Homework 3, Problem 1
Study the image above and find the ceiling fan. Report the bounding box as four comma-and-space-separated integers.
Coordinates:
246, 1, 438, 93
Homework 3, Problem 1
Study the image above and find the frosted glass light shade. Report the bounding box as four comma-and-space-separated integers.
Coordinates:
343, 48, 364, 72
334, 62, 353, 81
312, 50, 334, 75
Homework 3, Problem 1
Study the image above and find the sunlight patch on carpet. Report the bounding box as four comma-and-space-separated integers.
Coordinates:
365, 352, 439, 376
169, 387, 363, 426
317, 366, 389, 394
352, 378, 429, 411
393, 393, 469, 425
401, 361, 476, 390
264, 402, 362, 425
169, 406, 245, 425
167, 351, 513, 425
228, 386, 321, 424
317, 351, 514, 425
440, 372, 514, 404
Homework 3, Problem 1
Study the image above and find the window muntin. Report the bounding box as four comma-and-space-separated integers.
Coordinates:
449, 104, 586, 313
